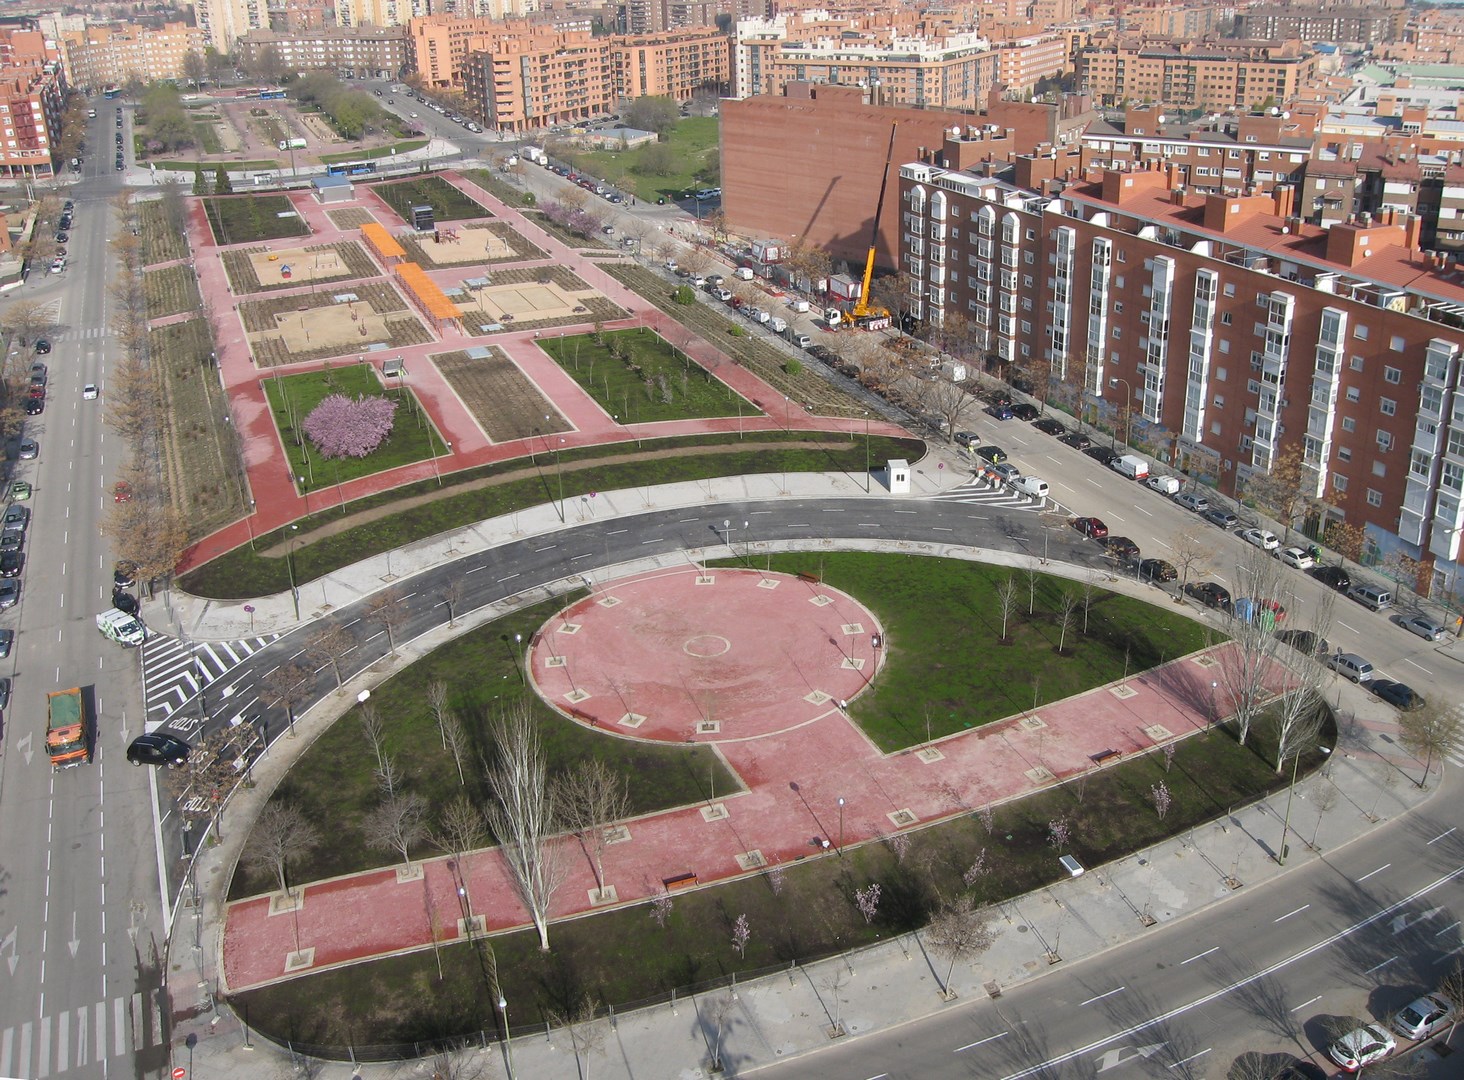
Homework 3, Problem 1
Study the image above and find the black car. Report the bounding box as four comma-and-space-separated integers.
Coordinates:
1103, 535, 1140, 562
1371, 679, 1426, 711
24, 397, 43, 415
114, 560, 137, 587
1276, 629, 1328, 657
1310, 564, 1352, 592
1138, 558, 1177, 583
806, 345, 833, 362
975, 445, 1008, 465
0, 529, 22, 553
33, 339, 50, 354
126, 732, 191, 767
1085, 445, 1120, 466
1033, 417, 1066, 436
0, 677, 10, 710
0, 551, 22, 578
54, 232, 67, 244
1185, 581, 1232, 610
1059, 431, 1092, 450
112, 588, 139, 615
1011, 403, 1039, 421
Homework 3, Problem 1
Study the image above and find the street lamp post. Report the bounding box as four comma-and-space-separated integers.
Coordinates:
837, 797, 845, 856
1108, 376, 1134, 450
497, 994, 516, 1079
864, 411, 871, 493
286, 524, 301, 620
1278, 746, 1331, 865
554, 438, 566, 523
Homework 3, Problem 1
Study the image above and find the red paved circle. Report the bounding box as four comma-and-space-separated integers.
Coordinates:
527, 567, 883, 742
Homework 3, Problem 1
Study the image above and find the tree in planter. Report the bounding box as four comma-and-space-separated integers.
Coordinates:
213, 164, 232, 195
1397, 700, 1464, 788
924, 895, 997, 999
192, 166, 207, 195
241, 802, 321, 896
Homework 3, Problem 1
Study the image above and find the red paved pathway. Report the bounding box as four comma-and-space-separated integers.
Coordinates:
173, 175, 905, 573
220, 567, 1280, 992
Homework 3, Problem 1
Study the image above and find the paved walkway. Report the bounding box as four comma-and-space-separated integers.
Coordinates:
161, 472, 1443, 1080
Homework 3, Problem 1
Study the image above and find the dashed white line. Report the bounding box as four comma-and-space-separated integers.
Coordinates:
1338, 620, 1358, 634
1428, 828, 1456, 846
1364, 956, 1397, 975
1403, 658, 1433, 675
1181, 947, 1219, 965
1079, 986, 1125, 1006
955, 1032, 1008, 1053
1168, 1049, 1209, 1070
1291, 995, 1322, 1013
1275, 904, 1309, 922
1358, 863, 1391, 883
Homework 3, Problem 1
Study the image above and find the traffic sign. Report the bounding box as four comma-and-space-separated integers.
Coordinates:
173, 1068, 187, 1080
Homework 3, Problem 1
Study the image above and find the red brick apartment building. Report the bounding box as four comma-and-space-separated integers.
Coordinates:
899, 156, 1464, 594
0, 29, 66, 178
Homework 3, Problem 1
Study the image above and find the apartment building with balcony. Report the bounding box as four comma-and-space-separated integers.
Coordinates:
408, 13, 586, 88
623, 0, 760, 35
899, 155, 1464, 596
269, 0, 333, 33
1235, 4, 1406, 47
60, 22, 205, 92
237, 26, 410, 76
0, 70, 66, 177
1077, 38, 1320, 111
610, 27, 729, 100
194, 0, 269, 53
461, 27, 612, 131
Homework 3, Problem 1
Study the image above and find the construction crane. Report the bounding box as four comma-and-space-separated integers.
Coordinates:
848, 122, 897, 330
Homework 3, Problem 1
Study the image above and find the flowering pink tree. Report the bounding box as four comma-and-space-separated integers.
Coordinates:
302, 394, 398, 459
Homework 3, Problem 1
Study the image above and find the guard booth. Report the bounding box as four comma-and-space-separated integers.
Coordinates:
886, 459, 910, 494
410, 204, 435, 232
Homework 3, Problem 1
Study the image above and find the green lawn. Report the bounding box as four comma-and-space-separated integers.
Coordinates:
191, 118, 223, 155
232, 686, 1333, 1050
228, 595, 737, 898
541, 329, 755, 423
371, 175, 489, 223
203, 195, 309, 245
156, 158, 280, 172
319, 140, 428, 165
263, 364, 446, 493
738, 553, 1211, 750
561, 117, 719, 202
178, 433, 921, 599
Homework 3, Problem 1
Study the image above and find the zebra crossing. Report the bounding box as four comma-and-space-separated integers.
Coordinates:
0, 989, 167, 1078
142, 632, 278, 727
923, 475, 1053, 512
53, 326, 107, 342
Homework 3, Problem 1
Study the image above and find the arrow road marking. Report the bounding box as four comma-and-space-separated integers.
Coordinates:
1, 925, 16, 975
67, 912, 79, 958
1094, 1042, 1165, 1072
16, 732, 31, 766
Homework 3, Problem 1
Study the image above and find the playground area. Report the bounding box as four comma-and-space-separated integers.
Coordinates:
453, 265, 626, 335
222, 241, 378, 294
238, 283, 432, 367
398, 221, 546, 268
474, 281, 585, 324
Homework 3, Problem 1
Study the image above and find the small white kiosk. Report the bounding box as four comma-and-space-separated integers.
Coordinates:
886, 459, 910, 494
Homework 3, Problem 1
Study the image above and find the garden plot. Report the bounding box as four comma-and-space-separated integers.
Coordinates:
326, 208, 376, 230
139, 201, 190, 266
239, 282, 430, 367
396, 221, 546, 268
371, 176, 489, 224
221, 240, 379, 294
144, 264, 203, 320
433, 348, 572, 444
204, 195, 310, 246
455, 264, 626, 335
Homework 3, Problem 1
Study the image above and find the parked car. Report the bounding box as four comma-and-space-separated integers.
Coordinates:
990, 462, 1022, 482
0, 628, 13, 657
1033, 417, 1066, 437
1240, 527, 1281, 551
1327, 651, 1375, 682
33, 339, 49, 354
126, 733, 191, 768
1174, 490, 1209, 513
1085, 446, 1120, 466
1185, 581, 1232, 610
1347, 583, 1394, 611
1011, 403, 1039, 421
24, 398, 42, 415
1010, 475, 1049, 498
3, 505, 28, 530
1137, 558, 1177, 583
0, 551, 22, 578
1058, 431, 1091, 450
975, 446, 1008, 465
1328, 1023, 1395, 1072
18, 439, 37, 460
1203, 508, 1240, 530
984, 389, 1012, 407
1103, 536, 1140, 562
985, 403, 1015, 421
113, 560, 137, 588
8, 482, 29, 501
1073, 516, 1109, 539
112, 588, 139, 615
1371, 679, 1426, 710
1390, 994, 1455, 1041
1276, 546, 1314, 570
1311, 564, 1352, 592
953, 431, 979, 448
1398, 613, 1448, 641
0, 580, 20, 608
1275, 629, 1328, 657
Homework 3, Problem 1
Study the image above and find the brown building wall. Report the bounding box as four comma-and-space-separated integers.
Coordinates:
721, 83, 977, 268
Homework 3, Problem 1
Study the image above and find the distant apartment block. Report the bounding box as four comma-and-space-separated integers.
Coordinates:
610, 28, 730, 101
237, 26, 410, 77
461, 27, 611, 130
269, 0, 333, 33
0, 30, 67, 177
624, 0, 760, 35
1077, 38, 1319, 111
194, 0, 269, 54
60, 22, 205, 93
1235, 5, 1406, 47
337, 0, 435, 30
408, 13, 583, 88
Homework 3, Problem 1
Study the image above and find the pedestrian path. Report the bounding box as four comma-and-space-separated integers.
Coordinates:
0, 988, 168, 1079
141, 633, 277, 728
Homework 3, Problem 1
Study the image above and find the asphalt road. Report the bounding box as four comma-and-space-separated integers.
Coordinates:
0, 105, 169, 1080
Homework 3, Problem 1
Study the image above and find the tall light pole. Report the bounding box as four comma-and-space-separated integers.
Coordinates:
1108, 376, 1133, 450
837, 797, 845, 856
555, 437, 565, 523
863, 411, 871, 493
286, 523, 301, 619
498, 994, 516, 1079
1278, 745, 1330, 864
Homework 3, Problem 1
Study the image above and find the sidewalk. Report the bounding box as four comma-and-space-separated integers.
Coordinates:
160, 469, 1446, 1079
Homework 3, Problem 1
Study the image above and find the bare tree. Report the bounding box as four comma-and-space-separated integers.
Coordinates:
1439, 959, 1464, 1044
364, 792, 429, 866
995, 576, 1019, 642
547, 994, 606, 1080
365, 587, 409, 657
0, 298, 53, 346
481, 701, 566, 950
242, 802, 321, 896
1056, 591, 1079, 653
375, 753, 404, 799
1080, 573, 1101, 634
555, 759, 631, 902
921, 377, 977, 443
306, 622, 356, 689
1215, 552, 1286, 745
1245, 443, 1316, 545
440, 578, 466, 628
261, 661, 314, 737
427, 678, 452, 750
1397, 702, 1464, 788
1023, 558, 1041, 615
1270, 665, 1326, 775
1308, 778, 1339, 848
923, 895, 997, 999
1170, 530, 1211, 592
433, 794, 487, 924
442, 713, 471, 786
359, 702, 386, 772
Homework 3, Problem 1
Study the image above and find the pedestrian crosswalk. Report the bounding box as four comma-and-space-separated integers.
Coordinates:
0, 989, 167, 1078
142, 632, 278, 726
54, 326, 107, 342
923, 476, 1053, 512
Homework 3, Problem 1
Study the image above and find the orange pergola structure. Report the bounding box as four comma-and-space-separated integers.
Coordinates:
395, 262, 461, 331
360, 221, 405, 264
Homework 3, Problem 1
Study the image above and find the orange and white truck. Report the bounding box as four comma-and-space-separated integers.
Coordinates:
46, 687, 90, 769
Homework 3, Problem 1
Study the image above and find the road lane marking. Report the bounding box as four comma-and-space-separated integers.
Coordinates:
1338, 620, 1358, 633
955, 1032, 1009, 1053
464, 565, 486, 574
1403, 658, 1433, 675
1181, 947, 1219, 965
1167, 1049, 1209, 1070
1080, 986, 1126, 1006
1275, 905, 1309, 922
1291, 995, 1322, 1013
1429, 828, 1456, 845
1364, 956, 1397, 975
112, 998, 124, 1056
56, 1009, 67, 1073
37, 1015, 48, 1077
1357, 863, 1391, 882
497, 574, 518, 583
640, 537, 663, 545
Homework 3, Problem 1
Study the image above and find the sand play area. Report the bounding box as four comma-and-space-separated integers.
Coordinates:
265, 301, 391, 352
468, 281, 591, 325
247, 247, 348, 286
414, 226, 514, 265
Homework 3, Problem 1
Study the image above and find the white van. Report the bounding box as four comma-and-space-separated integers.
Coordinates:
769, 316, 788, 334
1144, 475, 1180, 495
1111, 454, 1150, 480
733, 267, 754, 280
1011, 476, 1049, 498
1347, 583, 1393, 611
787, 299, 810, 313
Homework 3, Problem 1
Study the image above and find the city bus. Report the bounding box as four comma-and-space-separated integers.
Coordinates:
326, 161, 378, 177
